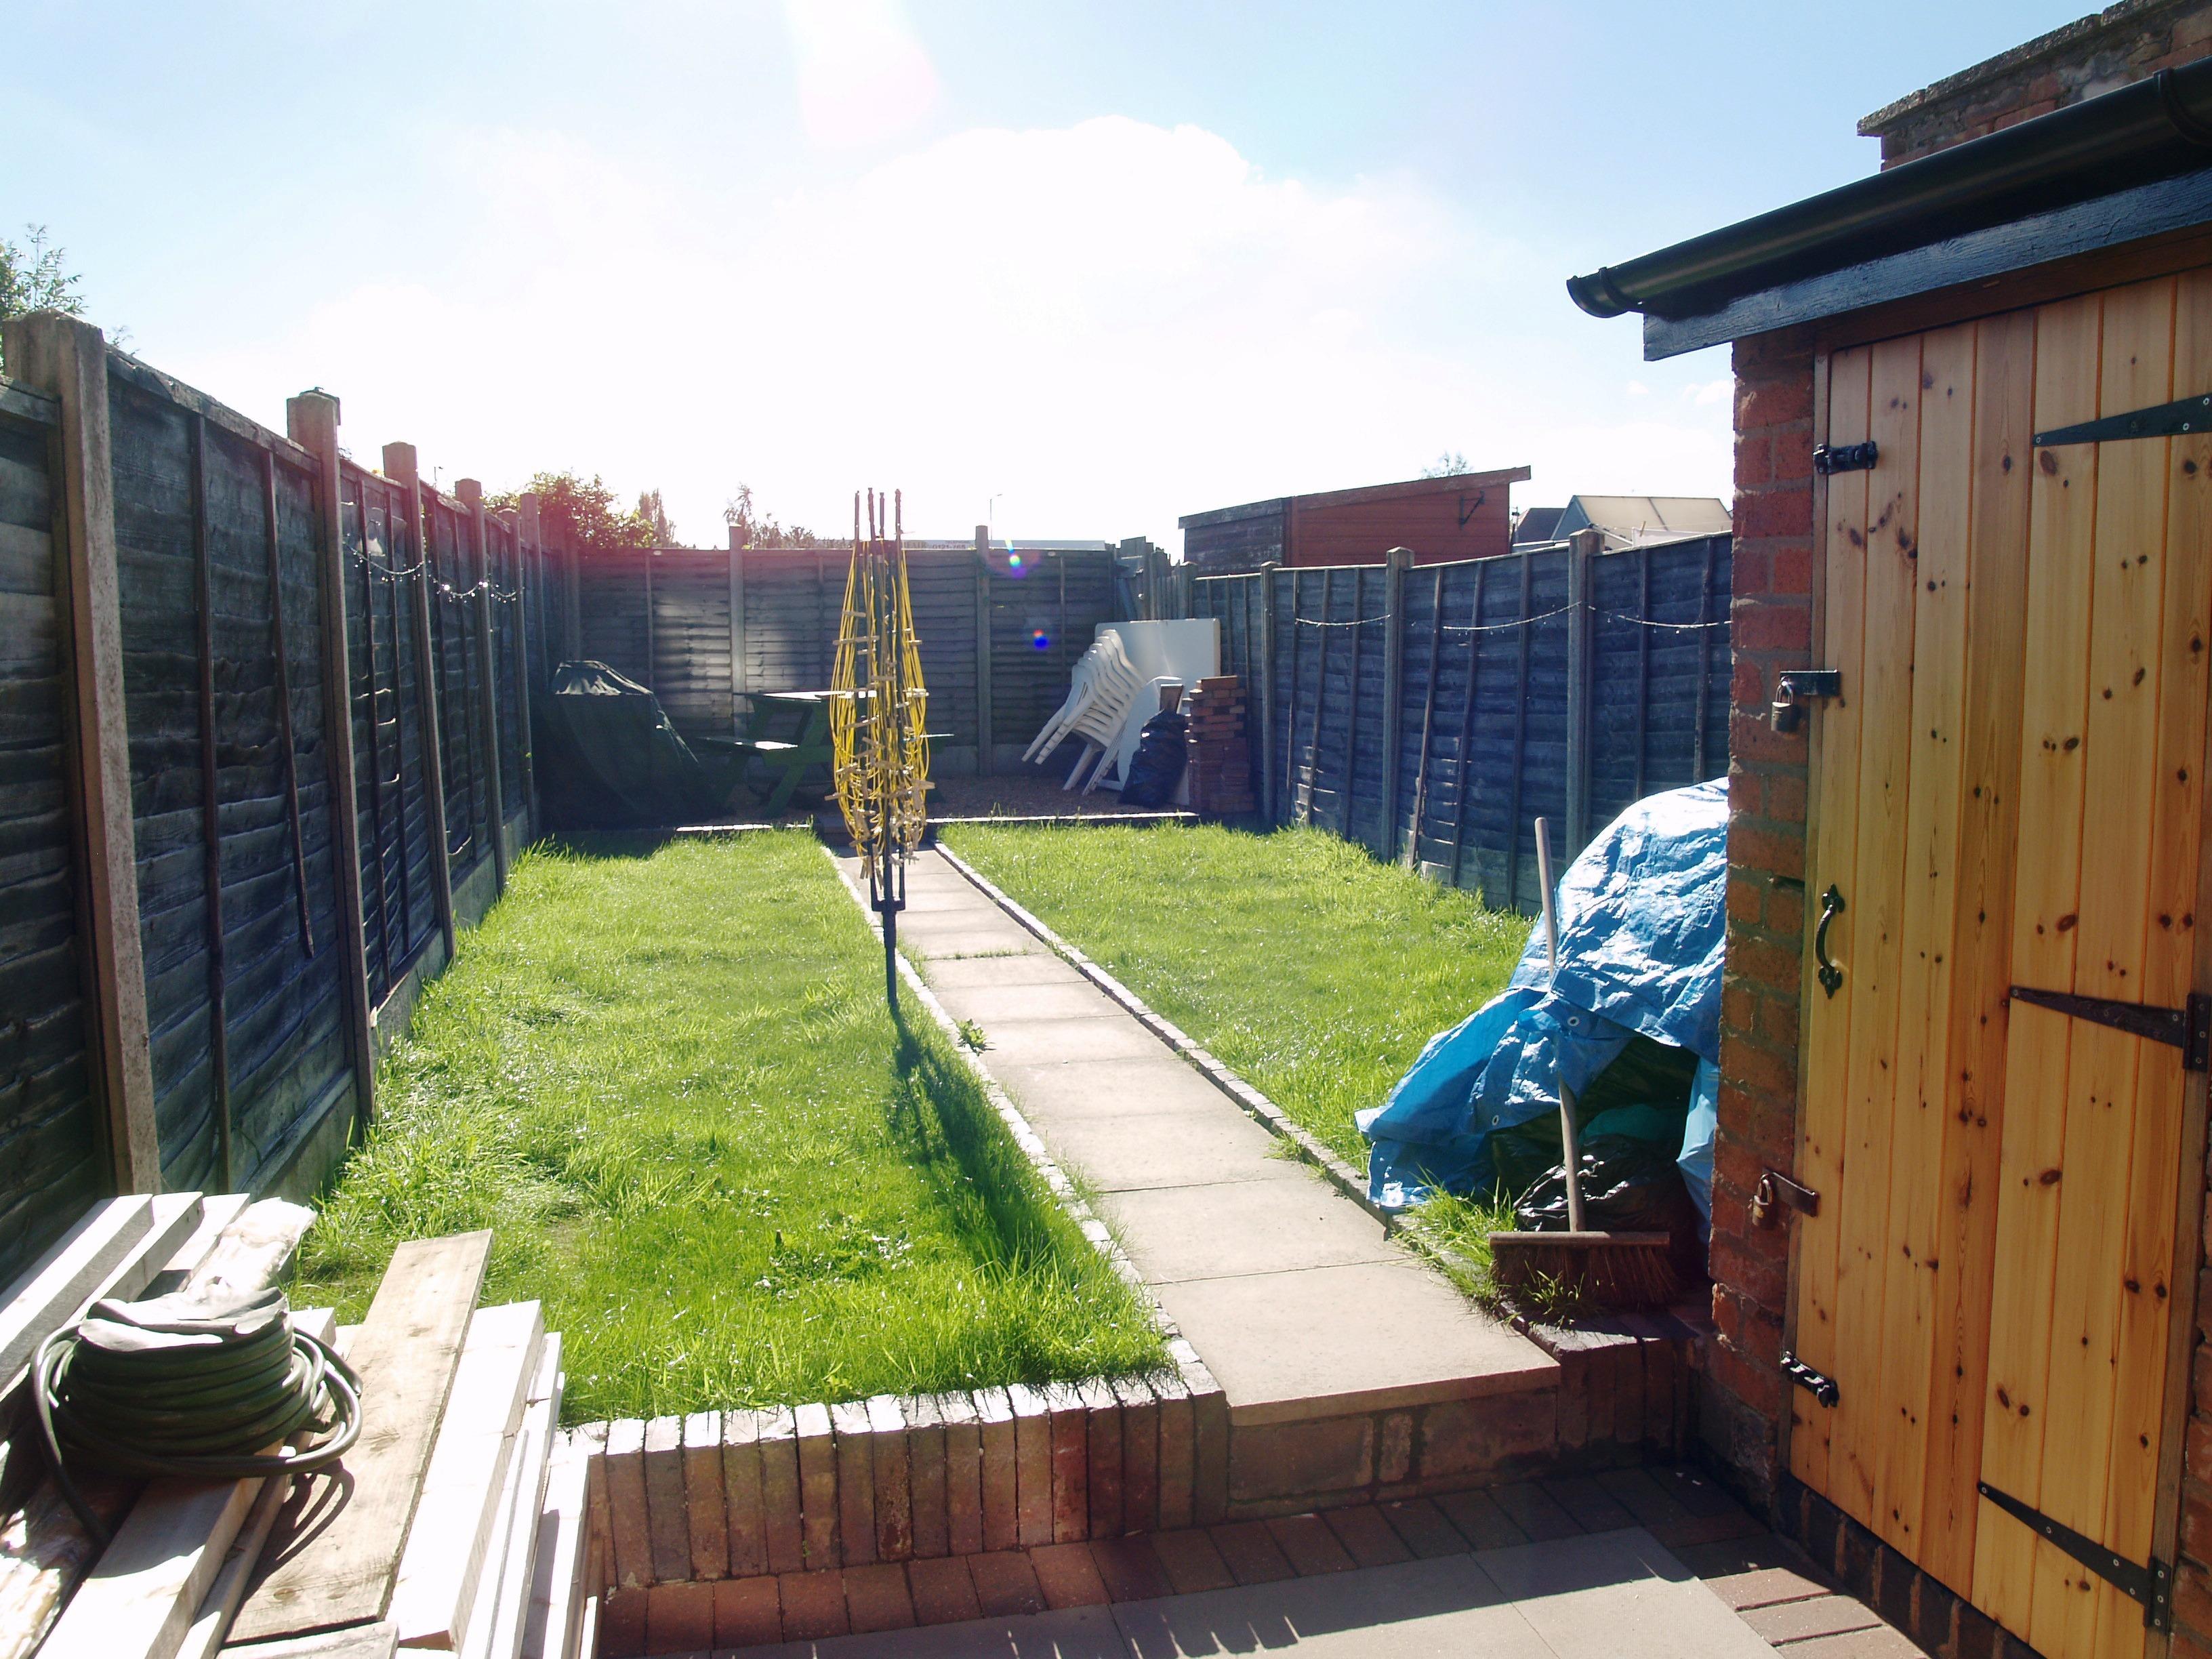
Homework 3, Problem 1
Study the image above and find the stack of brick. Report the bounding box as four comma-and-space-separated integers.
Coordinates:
1181, 677, 1255, 817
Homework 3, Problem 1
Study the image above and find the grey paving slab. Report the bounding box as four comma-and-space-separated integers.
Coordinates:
1108, 1552, 1552, 1658
969, 1015, 1172, 1068
1024, 1107, 1313, 1193
984, 1056, 1241, 1124
1473, 1530, 1778, 1659
743, 1601, 1126, 1658
921, 952, 1090, 991
891, 886, 1010, 916
1095, 1181, 1399, 1284
931, 980, 1129, 1026
1151, 1260, 1557, 1421
899, 923, 1049, 960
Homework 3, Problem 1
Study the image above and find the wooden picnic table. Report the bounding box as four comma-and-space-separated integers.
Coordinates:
733, 691, 840, 817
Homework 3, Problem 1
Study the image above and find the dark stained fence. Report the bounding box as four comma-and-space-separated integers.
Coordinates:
1196, 533, 1732, 914
572, 542, 1123, 770
105, 358, 350, 1194
0, 321, 575, 1237
0, 381, 102, 1282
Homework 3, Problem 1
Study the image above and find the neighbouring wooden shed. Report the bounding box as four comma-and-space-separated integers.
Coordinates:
1570, 5, 2212, 1657
1178, 466, 1530, 575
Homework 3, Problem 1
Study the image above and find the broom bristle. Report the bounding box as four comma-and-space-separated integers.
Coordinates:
1488, 1230, 1678, 1313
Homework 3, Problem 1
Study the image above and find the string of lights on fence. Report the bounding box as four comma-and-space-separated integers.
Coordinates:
346, 544, 523, 604
1288, 606, 1725, 634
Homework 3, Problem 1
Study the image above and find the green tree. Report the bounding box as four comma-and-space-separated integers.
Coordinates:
724, 484, 830, 549
491, 470, 659, 552
635, 488, 673, 546
1421, 451, 1473, 478
0, 226, 87, 371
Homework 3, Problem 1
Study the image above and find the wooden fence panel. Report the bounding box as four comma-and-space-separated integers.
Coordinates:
1204, 534, 1731, 916
105, 363, 351, 1191
648, 548, 734, 734
0, 382, 103, 1280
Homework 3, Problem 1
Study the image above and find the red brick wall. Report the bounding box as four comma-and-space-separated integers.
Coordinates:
1702, 324, 1817, 1505
1862, 0, 2212, 167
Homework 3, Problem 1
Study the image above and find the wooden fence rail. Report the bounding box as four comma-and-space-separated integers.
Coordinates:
1192, 530, 1732, 914
0, 316, 577, 1284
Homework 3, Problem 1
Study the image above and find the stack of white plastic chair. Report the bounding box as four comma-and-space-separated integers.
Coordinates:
1024, 634, 1146, 787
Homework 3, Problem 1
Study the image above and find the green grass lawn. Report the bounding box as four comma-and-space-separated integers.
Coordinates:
939, 822, 1534, 1282
942, 823, 1525, 1167
295, 831, 1163, 1424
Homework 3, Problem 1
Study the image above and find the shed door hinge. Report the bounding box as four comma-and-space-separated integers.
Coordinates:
2008, 987, 2212, 1072
1780, 1352, 1839, 1408
1979, 1482, 2173, 1632
1814, 441, 1879, 475
2036, 392, 2212, 448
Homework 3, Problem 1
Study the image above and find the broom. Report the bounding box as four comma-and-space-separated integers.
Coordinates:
1487, 817, 1678, 1313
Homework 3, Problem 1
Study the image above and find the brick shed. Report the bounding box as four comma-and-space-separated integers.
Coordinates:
1179, 465, 1530, 575
1571, 6, 2212, 1658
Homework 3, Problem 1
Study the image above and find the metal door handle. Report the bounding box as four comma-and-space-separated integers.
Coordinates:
1815, 884, 1845, 998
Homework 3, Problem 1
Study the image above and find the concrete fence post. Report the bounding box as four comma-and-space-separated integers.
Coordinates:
384, 442, 457, 960
973, 525, 994, 775
456, 479, 508, 889
1566, 527, 1601, 855
3, 312, 162, 1192
1258, 562, 1282, 825
287, 389, 377, 1130
1379, 547, 1412, 860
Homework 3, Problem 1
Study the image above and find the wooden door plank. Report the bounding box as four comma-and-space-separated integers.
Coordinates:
1972, 290, 2103, 1641
0, 1197, 152, 1385
2097, 266, 2212, 1659
2022, 277, 2175, 1659
230, 1231, 493, 1643
1828, 333, 1927, 1528
1917, 306, 2038, 1594
1871, 320, 1975, 1563
1790, 344, 1875, 1502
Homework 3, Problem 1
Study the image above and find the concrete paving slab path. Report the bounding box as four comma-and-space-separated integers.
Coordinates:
729, 1527, 1778, 1658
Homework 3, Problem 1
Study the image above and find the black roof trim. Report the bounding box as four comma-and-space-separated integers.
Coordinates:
1568, 60, 2212, 329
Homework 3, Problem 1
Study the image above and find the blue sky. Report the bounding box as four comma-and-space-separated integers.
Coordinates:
7, 2, 2087, 548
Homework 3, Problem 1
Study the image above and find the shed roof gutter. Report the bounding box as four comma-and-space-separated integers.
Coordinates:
1568, 60, 2212, 322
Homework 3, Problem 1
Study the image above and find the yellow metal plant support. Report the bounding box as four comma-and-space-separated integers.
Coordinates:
831, 488, 930, 1013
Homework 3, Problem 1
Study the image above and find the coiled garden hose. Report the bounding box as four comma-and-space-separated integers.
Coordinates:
33, 1285, 363, 1547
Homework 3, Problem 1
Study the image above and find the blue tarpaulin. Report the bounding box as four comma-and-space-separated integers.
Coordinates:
1358, 777, 1729, 1215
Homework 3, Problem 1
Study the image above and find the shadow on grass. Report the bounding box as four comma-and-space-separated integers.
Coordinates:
886, 1010, 1069, 1275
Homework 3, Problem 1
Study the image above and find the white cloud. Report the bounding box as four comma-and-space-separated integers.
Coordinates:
170, 116, 1734, 550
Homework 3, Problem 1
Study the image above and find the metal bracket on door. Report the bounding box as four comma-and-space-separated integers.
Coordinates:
1978, 1481, 2173, 1632
2007, 985, 2212, 1072
1813, 441, 1879, 475
1780, 1352, 1839, 1408
2035, 392, 2212, 447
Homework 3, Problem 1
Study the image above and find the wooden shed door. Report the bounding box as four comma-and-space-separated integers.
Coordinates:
1790, 272, 2212, 1659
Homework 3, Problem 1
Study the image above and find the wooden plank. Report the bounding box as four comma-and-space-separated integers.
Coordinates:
384, 449, 454, 962
147, 1192, 253, 1294
1341, 566, 1364, 842
2110, 266, 2212, 1659
466, 1339, 560, 1659
388, 1300, 544, 1652
0, 1195, 152, 1384
1863, 321, 1974, 1566
1824, 333, 1925, 1530
222, 1623, 398, 1658
1789, 343, 1873, 1502
1971, 291, 2103, 1641
189, 412, 234, 1189
1447, 560, 1485, 889
231, 1231, 492, 1643
2022, 278, 2175, 1659
1917, 306, 2036, 1593
1406, 566, 1446, 869
1303, 569, 1330, 825
181, 1200, 316, 1305
1379, 548, 1410, 857
519, 1435, 590, 1659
